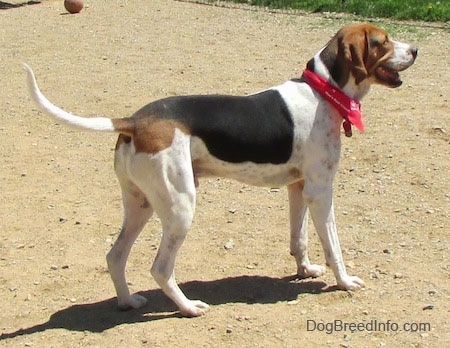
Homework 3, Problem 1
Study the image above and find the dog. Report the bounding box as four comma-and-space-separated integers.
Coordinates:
24, 23, 417, 317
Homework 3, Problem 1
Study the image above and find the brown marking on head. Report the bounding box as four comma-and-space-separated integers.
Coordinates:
318, 24, 395, 87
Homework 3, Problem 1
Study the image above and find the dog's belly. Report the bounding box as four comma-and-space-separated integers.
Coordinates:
191, 136, 302, 187
194, 159, 302, 187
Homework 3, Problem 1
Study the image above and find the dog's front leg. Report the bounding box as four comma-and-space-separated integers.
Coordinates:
303, 183, 365, 290
287, 181, 325, 278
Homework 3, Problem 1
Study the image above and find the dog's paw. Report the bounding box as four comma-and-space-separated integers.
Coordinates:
180, 300, 210, 317
337, 275, 365, 291
118, 293, 148, 310
298, 263, 326, 278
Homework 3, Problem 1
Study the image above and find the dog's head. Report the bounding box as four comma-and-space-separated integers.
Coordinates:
309, 24, 417, 97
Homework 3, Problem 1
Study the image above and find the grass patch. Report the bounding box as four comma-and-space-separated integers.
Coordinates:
224, 0, 450, 22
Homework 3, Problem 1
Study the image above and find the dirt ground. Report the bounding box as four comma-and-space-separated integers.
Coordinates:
0, 0, 449, 347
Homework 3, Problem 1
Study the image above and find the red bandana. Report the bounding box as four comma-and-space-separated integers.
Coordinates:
302, 69, 364, 137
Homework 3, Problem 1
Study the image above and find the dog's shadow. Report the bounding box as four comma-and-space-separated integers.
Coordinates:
0, 275, 331, 339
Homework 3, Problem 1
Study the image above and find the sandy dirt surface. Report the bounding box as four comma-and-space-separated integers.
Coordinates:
1, 0, 449, 347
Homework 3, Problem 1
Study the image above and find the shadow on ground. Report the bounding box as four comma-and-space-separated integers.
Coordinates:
0, 1, 40, 10
1, 275, 332, 339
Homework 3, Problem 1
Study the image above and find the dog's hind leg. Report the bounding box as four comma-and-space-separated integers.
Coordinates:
130, 129, 209, 317
288, 181, 326, 279
106, 180, 153, 310
107, 137, 154, 310
150, 196, 210, 317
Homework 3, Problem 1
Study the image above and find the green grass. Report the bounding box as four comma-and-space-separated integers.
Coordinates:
224, 0, 450, 22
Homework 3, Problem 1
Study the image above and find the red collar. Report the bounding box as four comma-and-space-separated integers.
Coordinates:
302, 69, 364, 137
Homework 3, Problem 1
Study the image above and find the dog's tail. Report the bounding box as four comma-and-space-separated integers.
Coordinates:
23, 63, 134, 136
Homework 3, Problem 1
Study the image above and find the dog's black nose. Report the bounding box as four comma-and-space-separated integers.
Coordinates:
411, 46, 418, 59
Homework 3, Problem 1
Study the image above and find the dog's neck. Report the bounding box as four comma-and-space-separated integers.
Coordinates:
307, 49, 371, 102
302, 69, 364, 137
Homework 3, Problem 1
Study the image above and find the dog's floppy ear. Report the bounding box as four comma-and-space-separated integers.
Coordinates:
341, 31, 368, 85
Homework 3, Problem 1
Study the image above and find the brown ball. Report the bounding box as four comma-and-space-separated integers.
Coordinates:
64, 0, 84, 14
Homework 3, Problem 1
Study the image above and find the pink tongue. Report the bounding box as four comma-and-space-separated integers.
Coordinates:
378, 66, 399, 81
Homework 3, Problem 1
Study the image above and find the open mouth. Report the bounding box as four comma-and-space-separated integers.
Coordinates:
374, 65, 402, 87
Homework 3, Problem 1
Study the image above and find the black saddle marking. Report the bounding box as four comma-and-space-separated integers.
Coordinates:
135, 89, 294, 164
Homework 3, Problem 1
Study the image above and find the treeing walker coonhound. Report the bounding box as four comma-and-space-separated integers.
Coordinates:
24, 23, 417, 317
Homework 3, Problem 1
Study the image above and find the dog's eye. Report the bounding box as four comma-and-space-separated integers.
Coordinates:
370, 38, 380, 47
370, 37, 389, 48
